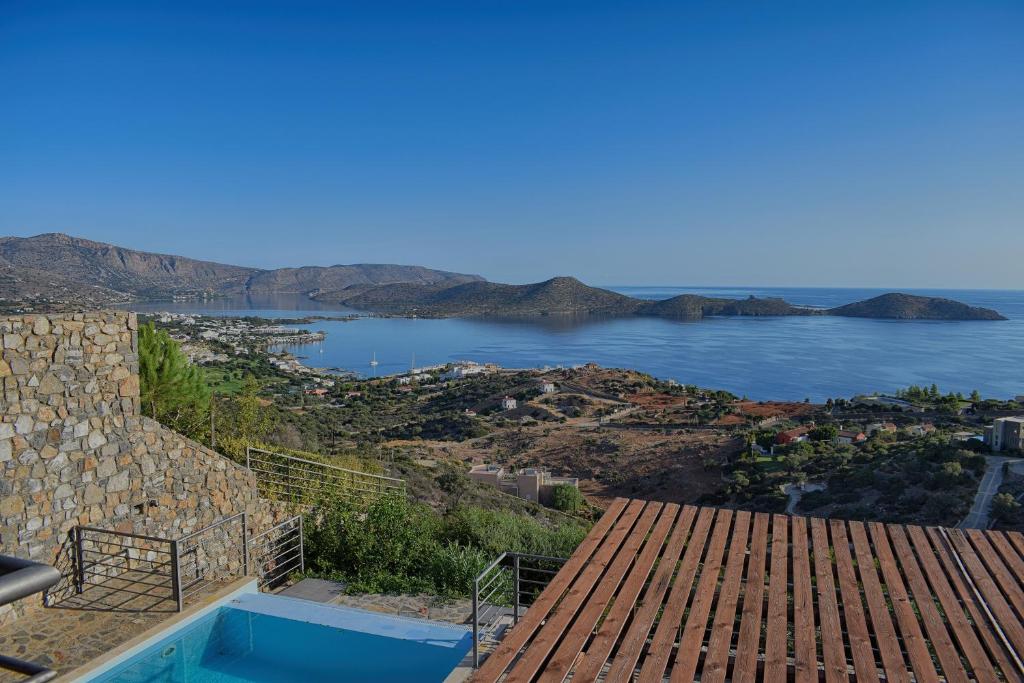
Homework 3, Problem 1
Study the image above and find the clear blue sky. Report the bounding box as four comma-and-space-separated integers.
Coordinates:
1, 1, 1021, 287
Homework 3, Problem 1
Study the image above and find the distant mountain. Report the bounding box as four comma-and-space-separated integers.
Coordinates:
0, 233, 253, 299
245, 264, 481, 295
0, 233, 483, 304
828, 293, 1006, 321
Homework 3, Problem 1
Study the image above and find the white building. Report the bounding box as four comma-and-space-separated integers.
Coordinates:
540, 382, 557, 394
501, 396, 518, 411
985, 417, 1024, 452
442, 362, 488, 380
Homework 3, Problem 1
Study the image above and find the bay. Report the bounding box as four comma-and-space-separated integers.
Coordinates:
127, 287, 1024, 402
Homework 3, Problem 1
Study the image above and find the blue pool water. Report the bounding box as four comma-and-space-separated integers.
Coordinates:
86, 593, 472, 682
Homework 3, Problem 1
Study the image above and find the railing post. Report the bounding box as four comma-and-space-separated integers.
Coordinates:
241, 513, 249, 578
74, 527, 86, 594
513, 553, 521, 625
472, 574, 480, 668
298, 516, 305, 574
245, 446, 251, 471
170, 539, 183, 612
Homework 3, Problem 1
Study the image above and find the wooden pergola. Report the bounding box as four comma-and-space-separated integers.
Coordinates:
472, 498, 1024, 682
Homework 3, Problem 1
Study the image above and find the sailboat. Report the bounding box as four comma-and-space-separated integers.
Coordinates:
369, 352, 379, 376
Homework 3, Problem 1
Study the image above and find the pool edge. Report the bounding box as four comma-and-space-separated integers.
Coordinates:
60, 577, 259, 682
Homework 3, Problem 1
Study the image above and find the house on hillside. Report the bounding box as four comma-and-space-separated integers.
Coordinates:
835, 430, 867, 446
906, 423, 936, 437
501, 396, 518, 411
775, 426, 810, 445
865, 422, 897, 437
984, 416, 1024, 452
468, 464, 580, 505
540, 381, 557, 394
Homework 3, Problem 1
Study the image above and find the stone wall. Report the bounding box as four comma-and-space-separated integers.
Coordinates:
0, 312, 283, 623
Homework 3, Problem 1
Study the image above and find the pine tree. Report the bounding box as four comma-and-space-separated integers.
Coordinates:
139, 322, 210, 440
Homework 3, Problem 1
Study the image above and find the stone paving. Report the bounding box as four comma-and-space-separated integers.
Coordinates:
0, 570, 213, 682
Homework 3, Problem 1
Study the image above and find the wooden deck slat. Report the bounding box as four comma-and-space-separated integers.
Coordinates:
986, 531, 1024, 585
1007, 531, 1024, 559
569, 503, 682, 683
631, 507, 717, 682
946, 528, 1024, 657
906, 525, 1000, 683
472, 502, 1018, 683
763, 513, 790, 683
866, 521, 941, 683
732, 512, 769, 683
812, 517, 850, 682
503, 499, 647, 682
666, 508, 735, 683
471, 497, 630, 682
886, 524, 970, 683
964, 529, 1024, 623
791, 515, 818, 683
848, 521, 912, 683
700, 510, 752, 683
924, 527, 1022, 683
536, 501, 664, 682
600, 507, 706, 682
829, 519, 880, 683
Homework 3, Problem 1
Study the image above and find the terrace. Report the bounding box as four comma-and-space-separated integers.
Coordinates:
471, 498, 1024, 682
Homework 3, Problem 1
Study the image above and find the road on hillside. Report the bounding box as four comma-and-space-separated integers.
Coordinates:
958, 456, 1022, 529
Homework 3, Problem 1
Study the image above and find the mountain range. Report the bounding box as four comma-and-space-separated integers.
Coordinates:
0, 233, 481, 305
0, 233, 1006, 320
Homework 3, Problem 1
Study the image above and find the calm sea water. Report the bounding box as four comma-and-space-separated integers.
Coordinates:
128, 287, 1024, 402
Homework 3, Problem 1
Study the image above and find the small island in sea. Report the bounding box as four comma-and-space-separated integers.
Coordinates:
314, 276, 1007, 321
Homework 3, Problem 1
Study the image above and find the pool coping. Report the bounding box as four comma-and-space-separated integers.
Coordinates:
60, 577, 259, 682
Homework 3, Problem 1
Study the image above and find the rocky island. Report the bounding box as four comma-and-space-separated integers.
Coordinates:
315, 276, 1006, 321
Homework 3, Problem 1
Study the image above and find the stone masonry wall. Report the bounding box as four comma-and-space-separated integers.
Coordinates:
0, 312, 283, 623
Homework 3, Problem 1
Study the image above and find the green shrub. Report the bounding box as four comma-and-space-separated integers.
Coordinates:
551, 485, 585, 514
304, 493, 588, 597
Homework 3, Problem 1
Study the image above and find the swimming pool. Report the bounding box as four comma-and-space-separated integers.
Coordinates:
80, 590, 472, 682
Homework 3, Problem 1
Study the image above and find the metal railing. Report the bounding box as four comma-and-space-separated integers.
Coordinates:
471, 552, 568, 667
75, 525, 178, 608
172, 513, 248, 609
248, 515, 304, 589
0, 555, 61, 682
246, 447, 406, 506
74, 513, 308, 611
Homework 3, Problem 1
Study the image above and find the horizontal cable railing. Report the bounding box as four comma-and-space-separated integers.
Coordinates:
246, 447, 406, 506
247, 515, 304, 589
472, 552, 568, 667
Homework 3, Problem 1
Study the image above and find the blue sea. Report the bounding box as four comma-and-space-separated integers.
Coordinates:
128, 287, 1024, 402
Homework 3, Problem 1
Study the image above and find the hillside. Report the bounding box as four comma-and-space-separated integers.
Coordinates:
320, 276, 642, 317
0, 233, 254, 298
0, 233, 482, 303
244, 264, 482, 294
828, 293, 1006, 321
